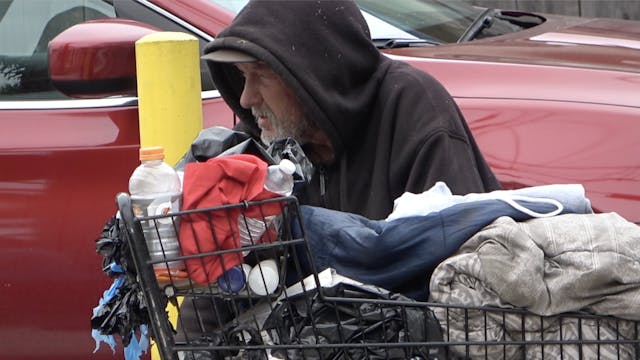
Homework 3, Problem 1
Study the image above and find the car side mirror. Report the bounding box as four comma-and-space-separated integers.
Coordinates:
48, 18, 159, 98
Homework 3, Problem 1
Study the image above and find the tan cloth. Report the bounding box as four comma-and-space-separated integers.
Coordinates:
429, 213, 640, 359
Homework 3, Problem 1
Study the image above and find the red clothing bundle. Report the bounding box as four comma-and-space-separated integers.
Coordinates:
179, 154, 282, 284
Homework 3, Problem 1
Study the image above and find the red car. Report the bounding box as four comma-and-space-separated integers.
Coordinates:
1, 0, 639, 359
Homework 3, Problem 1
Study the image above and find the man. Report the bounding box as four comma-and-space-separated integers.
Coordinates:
202, 0, 500, 219
175, 1, 503, 349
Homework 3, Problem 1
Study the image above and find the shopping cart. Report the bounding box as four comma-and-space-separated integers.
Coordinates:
115, 192, 640, 360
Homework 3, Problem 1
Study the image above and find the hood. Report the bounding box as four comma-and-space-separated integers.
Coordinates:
203, 0, 386, 159
391, 15, 640, 74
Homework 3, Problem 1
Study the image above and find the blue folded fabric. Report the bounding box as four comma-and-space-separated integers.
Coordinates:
292, 199, 587, 300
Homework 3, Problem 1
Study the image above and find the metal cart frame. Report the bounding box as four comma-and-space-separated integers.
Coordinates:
116, 193, 640, 360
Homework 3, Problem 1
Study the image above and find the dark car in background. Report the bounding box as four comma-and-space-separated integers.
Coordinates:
1, 0, 639, 358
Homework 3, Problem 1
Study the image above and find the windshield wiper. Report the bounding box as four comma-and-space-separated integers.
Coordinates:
373, 38, 442, 49
457, 8, 498, 43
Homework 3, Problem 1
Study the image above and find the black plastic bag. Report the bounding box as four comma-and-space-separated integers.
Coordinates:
266, 138, 314, 183
175, 126, 313, 186
91, 216, 160, 353
175, 126, 274, 170
262, 282, 446, 360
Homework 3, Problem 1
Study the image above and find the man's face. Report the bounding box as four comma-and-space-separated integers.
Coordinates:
235, 62, 308, 145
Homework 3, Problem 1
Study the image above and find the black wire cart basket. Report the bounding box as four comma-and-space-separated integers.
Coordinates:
115, 193, 640, 360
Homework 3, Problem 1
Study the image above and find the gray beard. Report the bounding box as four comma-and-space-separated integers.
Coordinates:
253, 108, 307, 146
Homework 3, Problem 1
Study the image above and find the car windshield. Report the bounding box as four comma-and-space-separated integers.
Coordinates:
358, 0, 483, 44
207, 0, 538, 46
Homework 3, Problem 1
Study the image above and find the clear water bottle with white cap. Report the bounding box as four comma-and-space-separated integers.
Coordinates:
128, 146, 185, 278
238, 159, 296, 251
264, 158, 296, 196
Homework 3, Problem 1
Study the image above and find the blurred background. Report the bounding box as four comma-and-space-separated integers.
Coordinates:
464, 0, 640, 20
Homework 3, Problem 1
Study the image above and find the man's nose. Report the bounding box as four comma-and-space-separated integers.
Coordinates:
239, 77, 262, 109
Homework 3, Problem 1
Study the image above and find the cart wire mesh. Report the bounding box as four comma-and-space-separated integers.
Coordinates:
115, 193, 640, 360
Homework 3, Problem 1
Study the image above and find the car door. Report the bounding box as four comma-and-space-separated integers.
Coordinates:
0, 0, 232, 359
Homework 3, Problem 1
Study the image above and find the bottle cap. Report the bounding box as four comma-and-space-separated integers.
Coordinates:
139, 146, 165, 161
217, 265, 247, 293
247, 259, 279, 296
278, 159, 296, 175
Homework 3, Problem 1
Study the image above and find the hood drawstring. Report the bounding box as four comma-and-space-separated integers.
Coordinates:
339, 155, 348, 212
317, 156, 348, 210
318, 166, 327, 207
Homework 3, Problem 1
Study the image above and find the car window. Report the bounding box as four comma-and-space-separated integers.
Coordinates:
207, 0, 248, 15
206, 0, 424, 42
0, 0, 116, 100
207, 0, 535, 46
357, 0, 482, 43
206, 0, 482, 43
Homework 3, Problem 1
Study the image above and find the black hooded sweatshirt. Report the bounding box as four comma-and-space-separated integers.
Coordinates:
204, 0, 501, 220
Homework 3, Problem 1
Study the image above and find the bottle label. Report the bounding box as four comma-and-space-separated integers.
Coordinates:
132, 192, 186, 276
131, 192, 181, 226
148, 199, 176, 225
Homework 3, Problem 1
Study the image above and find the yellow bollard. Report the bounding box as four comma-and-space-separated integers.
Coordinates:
135, 31, 202, 360
135, 31, 203, 166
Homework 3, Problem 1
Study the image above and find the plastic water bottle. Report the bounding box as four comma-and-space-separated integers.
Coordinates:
128, 146, 185, 278
237, 159, 296, 251
264, 159, 296, 196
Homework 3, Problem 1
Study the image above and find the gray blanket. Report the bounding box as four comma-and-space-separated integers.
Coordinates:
429, 213, 640, 359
